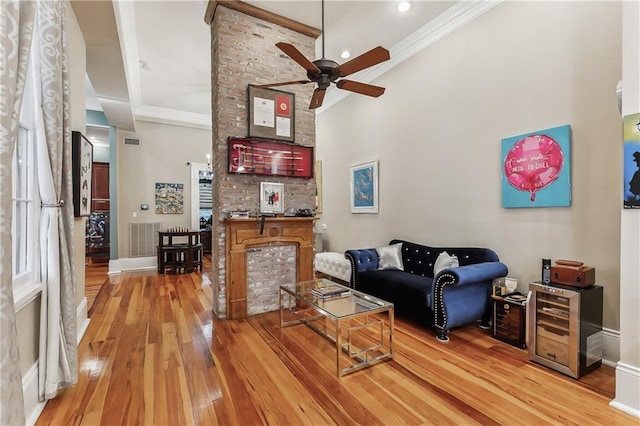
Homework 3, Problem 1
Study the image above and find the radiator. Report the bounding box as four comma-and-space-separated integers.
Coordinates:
129, 222, 160, 257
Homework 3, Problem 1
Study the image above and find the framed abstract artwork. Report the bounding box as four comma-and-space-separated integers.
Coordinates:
72, 131, 94, 217
155, 183, 184, 214
501, 124, 571, 208
350, 160, 378, 213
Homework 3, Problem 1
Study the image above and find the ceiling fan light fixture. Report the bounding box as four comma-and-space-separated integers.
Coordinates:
397, 1, 411, 12
340, 50, 351, 59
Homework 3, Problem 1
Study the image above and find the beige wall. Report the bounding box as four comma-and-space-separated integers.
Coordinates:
117, 121, 211, 257
316, 2, 622, 330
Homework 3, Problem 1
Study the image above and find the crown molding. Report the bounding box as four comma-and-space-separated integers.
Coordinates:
318, 0, 503, 113
205, 1, 321, 38
135, 105, 212, 130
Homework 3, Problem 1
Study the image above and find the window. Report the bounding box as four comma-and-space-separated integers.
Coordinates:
12, 47, 42, 309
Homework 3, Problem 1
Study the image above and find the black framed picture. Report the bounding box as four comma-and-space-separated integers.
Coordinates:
247, 85, 295, 142
72, 130, 93, 217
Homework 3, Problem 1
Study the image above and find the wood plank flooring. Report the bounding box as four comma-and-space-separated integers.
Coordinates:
37, 261, 637, 425
84, 258, 109, 314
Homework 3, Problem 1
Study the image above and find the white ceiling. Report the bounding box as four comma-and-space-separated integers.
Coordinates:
72, 1, 499, 140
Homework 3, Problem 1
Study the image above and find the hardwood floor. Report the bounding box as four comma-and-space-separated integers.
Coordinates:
84, 258, 109, 314
38, 260, 636, 425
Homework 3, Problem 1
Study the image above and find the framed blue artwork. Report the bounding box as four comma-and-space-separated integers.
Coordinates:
501, 124, 571, 208
350, 160, 378, 213
623, 113, 640, 209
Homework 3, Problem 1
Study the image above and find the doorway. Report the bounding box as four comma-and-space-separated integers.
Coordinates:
190, 163, 213, 254
85, 124, 110, 267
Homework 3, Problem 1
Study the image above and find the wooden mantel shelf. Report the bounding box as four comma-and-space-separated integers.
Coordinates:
224, 217, 316, 319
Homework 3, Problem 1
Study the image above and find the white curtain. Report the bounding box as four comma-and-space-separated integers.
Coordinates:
33, 0, 77, 400
0, 1, 36, 424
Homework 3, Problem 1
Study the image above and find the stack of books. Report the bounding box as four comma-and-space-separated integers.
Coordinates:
310, 285, 351, 300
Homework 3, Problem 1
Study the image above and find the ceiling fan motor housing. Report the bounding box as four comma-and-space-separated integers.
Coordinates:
309, 58, 341, 87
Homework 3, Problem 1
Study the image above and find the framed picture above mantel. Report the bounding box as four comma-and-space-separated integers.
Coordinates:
247, 85, 295, 142
228, 137, 313, 178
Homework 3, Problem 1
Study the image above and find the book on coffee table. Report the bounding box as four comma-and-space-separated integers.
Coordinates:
310, 285, 350, 300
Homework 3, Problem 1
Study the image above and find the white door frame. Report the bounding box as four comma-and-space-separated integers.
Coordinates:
190, 162, 209, 230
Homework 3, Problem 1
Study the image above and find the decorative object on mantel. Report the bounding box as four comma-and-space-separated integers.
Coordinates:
501, 124, 571, 208
228, 137, 313, 178
259, 182, 285, 214
350, 160, 378, 213
253, 0, 390, 109
229, 210, 250, 219
248, 85, 295, 142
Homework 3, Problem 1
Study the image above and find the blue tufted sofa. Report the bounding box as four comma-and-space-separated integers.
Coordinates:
345, 239, 508, 342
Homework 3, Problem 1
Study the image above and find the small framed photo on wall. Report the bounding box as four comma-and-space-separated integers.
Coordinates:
260, 182, 284, 214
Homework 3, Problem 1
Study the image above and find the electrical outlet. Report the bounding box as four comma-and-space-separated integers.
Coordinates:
132, 212, 137, 218
320, 223, 327, 230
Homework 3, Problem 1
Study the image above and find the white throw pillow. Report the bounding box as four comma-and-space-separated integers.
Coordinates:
376, 243, 404, 271
434, 251, 459, 276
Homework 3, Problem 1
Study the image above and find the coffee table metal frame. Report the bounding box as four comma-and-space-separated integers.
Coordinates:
279, 278, 394, 377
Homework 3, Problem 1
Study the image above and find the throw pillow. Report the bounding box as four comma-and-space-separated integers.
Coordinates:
434, 251, 459, 275
376, 243, 404, 271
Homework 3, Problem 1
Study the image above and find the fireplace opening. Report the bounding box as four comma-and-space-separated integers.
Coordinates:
246, 244, 297, 316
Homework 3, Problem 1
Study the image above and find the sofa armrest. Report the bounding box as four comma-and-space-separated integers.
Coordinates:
435, 262, 508, 286
345, 249, 379, 288
432, 261, 508, 340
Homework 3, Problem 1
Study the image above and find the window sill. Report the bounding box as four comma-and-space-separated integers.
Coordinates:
14, 282, 44, 312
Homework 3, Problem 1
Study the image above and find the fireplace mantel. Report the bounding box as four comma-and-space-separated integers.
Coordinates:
224, 217, 316, 319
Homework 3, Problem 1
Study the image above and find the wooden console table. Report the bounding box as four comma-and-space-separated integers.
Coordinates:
157, 230, 203, 274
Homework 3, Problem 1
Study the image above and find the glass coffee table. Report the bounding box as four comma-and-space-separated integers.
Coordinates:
280, 278, 394, 377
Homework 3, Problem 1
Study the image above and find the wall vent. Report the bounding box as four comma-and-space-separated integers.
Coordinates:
123, 137, 140, 146
129, 222, 160, 257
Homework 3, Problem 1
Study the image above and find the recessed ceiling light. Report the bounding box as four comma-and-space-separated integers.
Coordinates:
397, 1, 411, 12
340, 50, 351, 59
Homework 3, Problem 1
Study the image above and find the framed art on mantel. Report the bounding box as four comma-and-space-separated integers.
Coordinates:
260, 182, 285, 214
72, 130, 93, 217
247, 85, 295, 142
350, 160, 378, 213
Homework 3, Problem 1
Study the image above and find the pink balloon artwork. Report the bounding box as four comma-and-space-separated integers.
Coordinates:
504, 134, 564, 202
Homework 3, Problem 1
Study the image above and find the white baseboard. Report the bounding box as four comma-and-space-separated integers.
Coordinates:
23, 362, 45, 426
610, 361, 640, 418
109, 256, 156, 274
76, 297, 90, 345
602, 327, 620, 367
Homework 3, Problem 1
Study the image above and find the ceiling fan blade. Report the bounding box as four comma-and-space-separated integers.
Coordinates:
336, 80, 386, 98
309, 88, 326, 109
253, 80, 310, 88
276, 42, 320, 74
336, 46, 390, 77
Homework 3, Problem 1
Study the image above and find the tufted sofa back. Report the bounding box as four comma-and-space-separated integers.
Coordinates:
389, 239, 500, 278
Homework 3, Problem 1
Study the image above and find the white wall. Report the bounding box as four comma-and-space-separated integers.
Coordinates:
317, 0, 622, 334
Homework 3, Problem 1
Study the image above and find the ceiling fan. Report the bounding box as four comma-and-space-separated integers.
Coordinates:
254, 0, 390, 109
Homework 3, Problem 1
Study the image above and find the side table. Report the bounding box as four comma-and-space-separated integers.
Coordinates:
157, 230, 203, 274
492, 294, 527, 349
